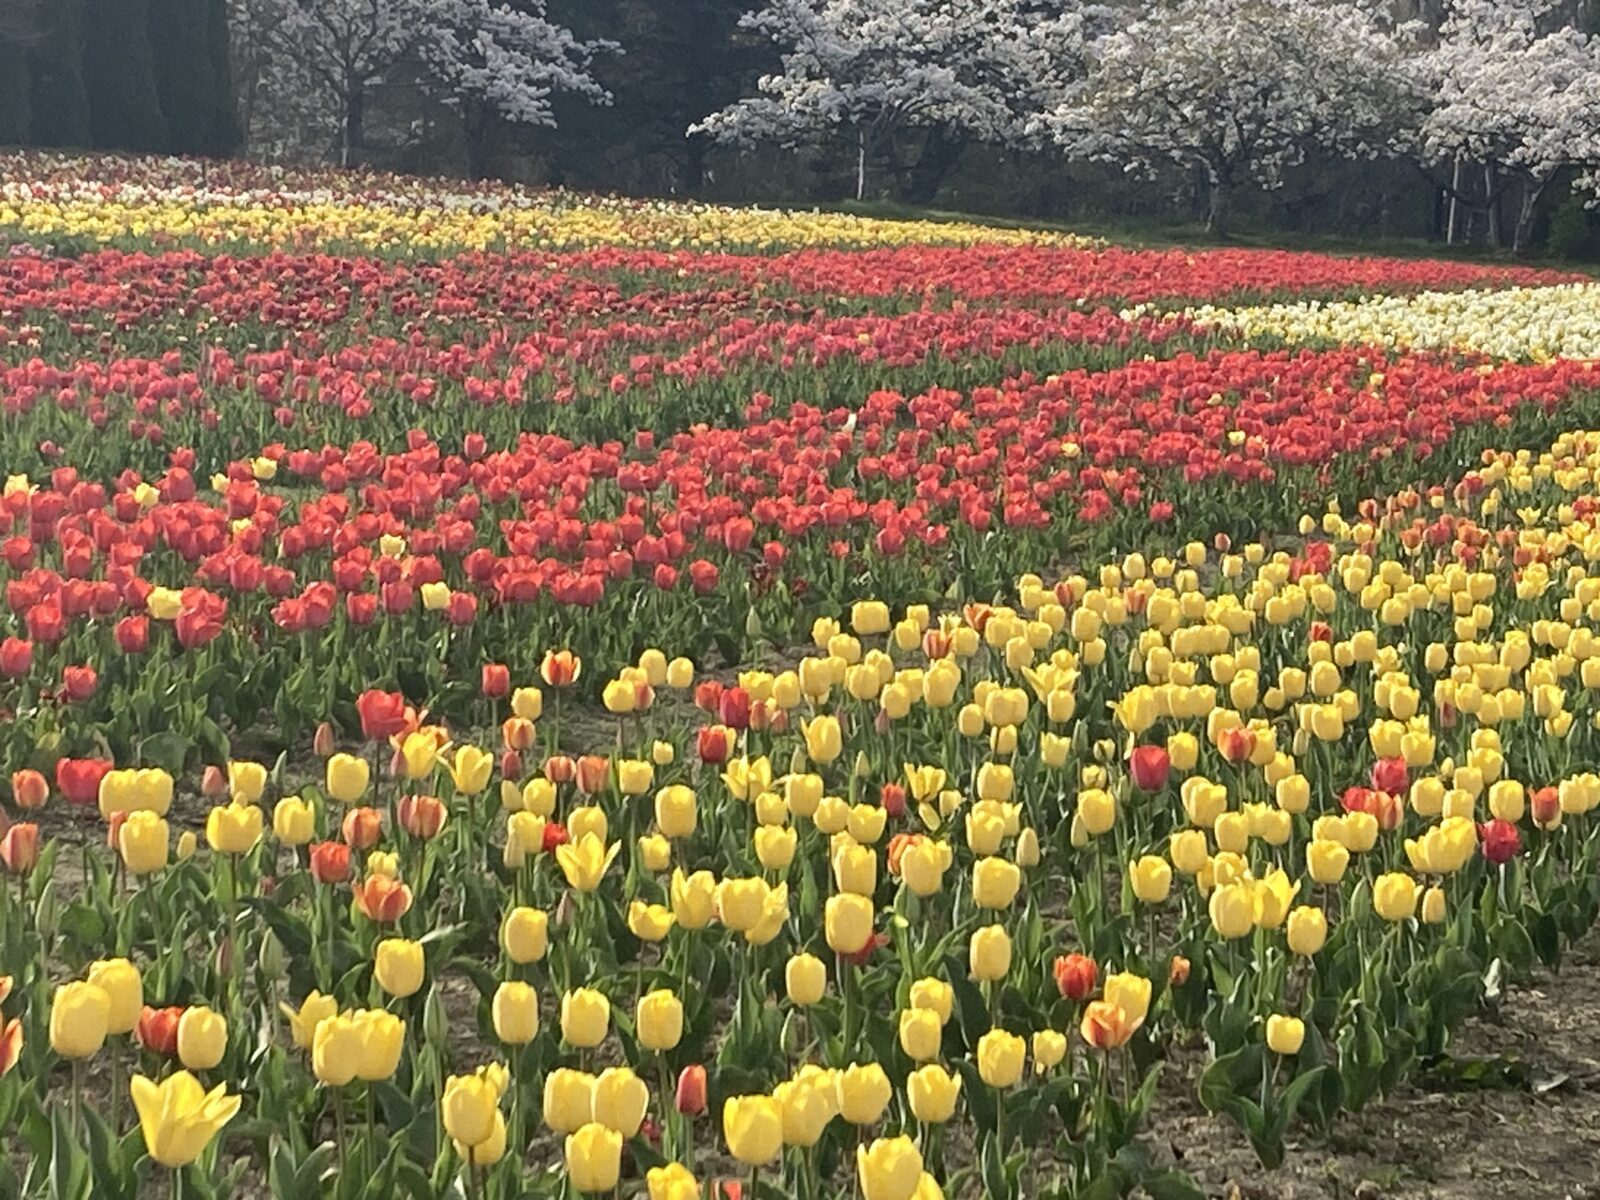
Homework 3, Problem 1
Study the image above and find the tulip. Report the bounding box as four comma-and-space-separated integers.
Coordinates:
399, 732, 439, 780
969, 924, 1011, 982
1128, 745, 1171, 791
556, 832, 620, 892
1307, 838, 1350, 884
86, 958, 142, 1035
724, 1095, 785, 1165
137, 1006, 184, 1059
1053, 953, 1097, 1001
309, 840, 351, 884
628, 900, 676, 942
561, 988, 610, 1048
544, 1068, 598, 1133
325, 753, 370, 804
227, 761, 268, 805
449, 746, 494, 795
977, 1028, 1026, 1088
1103, 972, 1152, 1026
676, 1064, 708, 1115
1129, 855, 1172, 904
836, 1062, 892, 1124
902, 1064, 960, 1131
908, 977, 954, 1024
352, 874, 413, 923
671, 868, 717, 929
50, 981, 111, 1059
541, 650, 582, 688
206, 802, 263, 854
1033, 1030, 1068, 1072
1080, 1000, 1138, 1049
566, 1122, 623, 1192
11, 769, 47, 810
0, 823, 38, 875
1208, 882, 1256, 939
1286, 906, 1328, 956
774, 1077, 833, 1148
352, 1009, 405, 1081
118, 811, 169, 875
312, 1013, 363, 1086
858, 1136, 924, 1200
374, 938, 425, 998
786, 953, 827, 1006
825, 892, 875, 955
972, 856, 1022, 908
655, 784, 697, 838
130, 1071, 241, 1167
592, 1066, 649, 1136
801, 715, 843, 764
1266, 1015, 1305, 1055
898, 1009, 942, 1061
1374, 872, 1421, 921
279, 992, 337, 1050
443, 1071, 501, 1148
456, 1111, 508, 1167
177, 1006, 227, 1071
273, 796, 316, 846
637, 989, 684, 1051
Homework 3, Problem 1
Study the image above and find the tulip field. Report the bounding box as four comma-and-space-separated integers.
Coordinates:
7, 152, 1600, 1200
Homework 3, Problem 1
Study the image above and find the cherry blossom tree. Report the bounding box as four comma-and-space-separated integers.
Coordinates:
692, 0, 1110, 202
1037, 0, 1420, 232
240, 0, 614, 165
1416, 0, 1600, 251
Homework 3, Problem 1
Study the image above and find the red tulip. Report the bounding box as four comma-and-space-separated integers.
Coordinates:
60, 666, 97, 702
1054, 952, 1098, 1001
114, 615, 150, 654
356, 690, 409, 741
55, 758, 113, 806
309, 841, 352, 885
675, 1064, 707, 1115
1128, 745, 1171, 792
1370, 757, 1408, 795
0, 637, 32, 678
1479, 819, 1522, 865
136, 1005, 185, 1058
481, 663, 510, 699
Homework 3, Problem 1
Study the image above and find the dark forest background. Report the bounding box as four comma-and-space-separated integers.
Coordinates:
3, 0, 1599, 259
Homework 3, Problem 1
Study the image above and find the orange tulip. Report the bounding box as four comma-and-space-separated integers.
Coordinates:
1080, 1001, 1139, 1050
353, 875, 414, 923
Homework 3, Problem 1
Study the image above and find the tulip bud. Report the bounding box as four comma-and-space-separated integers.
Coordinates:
200, 765, 226, 799
675, 1064, 708, 1115
313, 722, 337, 758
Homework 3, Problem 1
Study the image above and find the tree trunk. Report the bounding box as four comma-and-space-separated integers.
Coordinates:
342, 86, 365, 167
856, 128, 867, 202
1205, 176, 1231, 235
1511, 178, 1547, 256
676, 137, 707, 194
1484, 163, 1501, 248
898, 127, 966, 206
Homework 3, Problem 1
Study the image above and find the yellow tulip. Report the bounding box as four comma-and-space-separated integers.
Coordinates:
492, 981, 539, 1044
968, 925, 1011, 982
177, 1006, 227, 1071
898, 1009, 942, 1062
325, 753, 370, 803
543, 1068, 597, 1134
1266, 1015, 1305, 1055
227, 760, 267, 805
565, 1122, 623, 1193
977, 1028, 1026, 1088
723, 1095, 785, 1164
637, 990, 684, 1052
836, 1062, 892, 1124
443, 1071, 501, 1148
279, 991, 337, 1049
50, 981, 110, 1059
785, 953, 827, 1006
450, 746, 494, 794
907, 1064, 961, 1123
560, 989, 610, 1048
825, 893, 875, 954
374, 938, 425, 998
591, 1067, 649, 1136
556, 833, 621, 892
205, 802, 262, 854
858, 1136, 924, 1200
86, 958, 142, 1035
129, 1071, 242, 1167
502, 907, 549, 963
